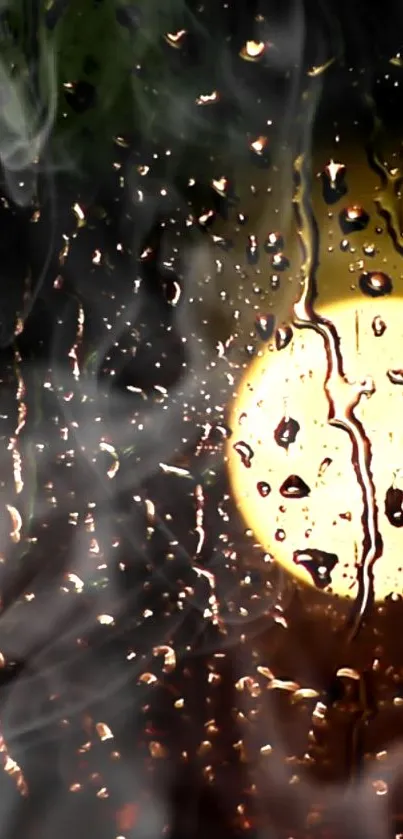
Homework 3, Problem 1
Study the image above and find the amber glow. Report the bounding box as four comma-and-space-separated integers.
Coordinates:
228, 296, 403, 601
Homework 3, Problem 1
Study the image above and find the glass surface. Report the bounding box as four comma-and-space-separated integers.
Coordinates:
0, 1, 402, 838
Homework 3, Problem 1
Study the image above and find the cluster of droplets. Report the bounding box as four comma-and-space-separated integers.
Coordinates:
0, 23, 302, 837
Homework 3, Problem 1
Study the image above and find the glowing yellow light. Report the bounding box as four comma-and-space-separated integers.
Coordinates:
228, 296, 403, 602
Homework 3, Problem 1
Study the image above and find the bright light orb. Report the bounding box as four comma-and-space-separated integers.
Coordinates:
228, 296, 403, 601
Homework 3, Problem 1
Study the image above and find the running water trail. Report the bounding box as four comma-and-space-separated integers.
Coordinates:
292, 153, 383, 639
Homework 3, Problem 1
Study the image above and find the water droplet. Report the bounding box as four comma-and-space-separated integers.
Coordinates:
237, 213, 248, 225
245, 344, 256, 356
211, 176, 229, 197
339, 205, 369, 233
363, 243, 376, 256
233, 441, 254, 468
371, 315, 387, 336
270, 274, 280, 291
255, 314, 275, 341
293, 549, 339, 589
340, 238, 350, 252
206, 423, 232, 444
165, 30, 187, 48
264, 232, 284, 253
195, 90, 220, 106
271, 253, 289, 271
211, 234, 233, 251
387, 369, 403, 385
280, 475, 311, 498
249, 136, 269, 165
359, 271, 393, 297
274, 416, 300, 450
164, 278, 182, 305
339, 511, 352, 521
318, 457, 332, 477
324, 160, 345, 182
372, 780, 388, 796
257, 481, 271, 497
198, 209, 216, 227
322, 160, 347, 204
275, 324, 293, 351
246, 235, 259, 264
385, 485, 403, 527
275, 528, 286, 542
239, 40, 266, 61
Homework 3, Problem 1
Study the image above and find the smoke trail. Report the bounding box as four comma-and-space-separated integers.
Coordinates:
0, 4, 57, 207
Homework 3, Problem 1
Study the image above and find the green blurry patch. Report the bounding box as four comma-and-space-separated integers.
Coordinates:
1, 0, 234, 178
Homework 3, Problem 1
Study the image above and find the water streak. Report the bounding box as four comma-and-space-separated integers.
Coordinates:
292, 154, 382, 639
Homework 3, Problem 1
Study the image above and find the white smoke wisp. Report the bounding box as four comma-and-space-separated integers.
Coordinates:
0, 6, 354, 838
0, 14, 58, 207
0, 218, 293, 757
48, 238, 234, 483
0, 238, 223, 677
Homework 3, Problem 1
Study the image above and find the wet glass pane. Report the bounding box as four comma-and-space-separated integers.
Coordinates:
0, 1, 402, 838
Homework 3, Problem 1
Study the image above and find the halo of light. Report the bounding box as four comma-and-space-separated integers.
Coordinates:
228, 295, 403, 602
